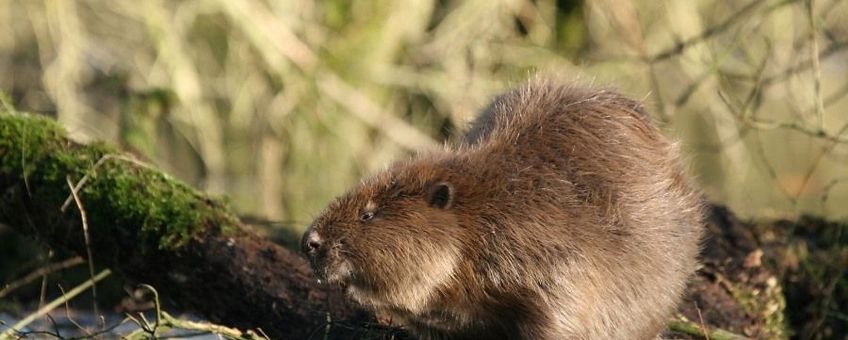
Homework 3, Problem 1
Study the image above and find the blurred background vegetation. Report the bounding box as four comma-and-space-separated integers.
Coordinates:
0, 0, 847, 337
1, 0, 847, 225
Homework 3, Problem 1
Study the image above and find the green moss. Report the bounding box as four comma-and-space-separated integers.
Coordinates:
724, 271, 789, 339
0, 111, 240, 250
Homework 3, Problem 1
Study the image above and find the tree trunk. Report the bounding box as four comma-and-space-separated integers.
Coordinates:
1, 112, 812, 339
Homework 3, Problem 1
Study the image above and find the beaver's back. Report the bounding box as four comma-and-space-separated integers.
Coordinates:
441, 81, 704, 338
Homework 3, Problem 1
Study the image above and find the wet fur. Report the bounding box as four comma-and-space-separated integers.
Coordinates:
304, 80, 704, 339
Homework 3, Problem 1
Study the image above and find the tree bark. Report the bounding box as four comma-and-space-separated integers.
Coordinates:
1, 112, 803, 339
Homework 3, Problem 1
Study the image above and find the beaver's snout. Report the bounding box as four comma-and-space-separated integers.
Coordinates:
301, 226, 328, 282
301, 226, 322, 257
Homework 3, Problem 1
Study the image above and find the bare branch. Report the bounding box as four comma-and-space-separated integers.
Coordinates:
65, 177, 100, 319
0, 270, 112, 339
0, 257, 84, 299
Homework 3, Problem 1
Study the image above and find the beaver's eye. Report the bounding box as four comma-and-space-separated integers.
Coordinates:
359, 211, 375, 222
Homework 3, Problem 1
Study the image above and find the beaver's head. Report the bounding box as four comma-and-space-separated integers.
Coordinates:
301, 157, 465, 312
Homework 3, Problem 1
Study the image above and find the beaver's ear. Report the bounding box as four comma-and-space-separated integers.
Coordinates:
426, 182, 453, 209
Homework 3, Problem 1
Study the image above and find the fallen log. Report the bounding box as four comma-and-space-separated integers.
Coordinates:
0, 112, 377, 339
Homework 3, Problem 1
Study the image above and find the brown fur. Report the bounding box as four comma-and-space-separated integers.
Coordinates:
301, 80, 704, 340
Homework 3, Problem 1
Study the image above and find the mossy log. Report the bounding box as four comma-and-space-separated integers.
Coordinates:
1, 112, 812, 339
0, 113, 375, 339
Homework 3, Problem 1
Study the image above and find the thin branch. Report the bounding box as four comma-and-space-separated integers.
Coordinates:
820, 177, 848, 206
0, 269, 111, 339
741, 118, 848, 144
824, 78, 848, 108
674, 26, 764, 108
160, 312, 269, 340
695, 302, 710, 340
647, 0, 778, 63
60, 154, 157, 212
761, 39, 848, 86
718, 50, 848, 146
56, 283, 91, 336
751, 128, 798, 205
796, 69, 848, 117
38, 251, 53, 310
806, 0, 825, 131
715, 65, 802, 205
65, 176, 100, 319
0, 257, 84, 299
646, 62, 668, 122
794, 121, 848, 200
137, 284, 162, 331
43, 314, 61, 339
668, 317, 750, 340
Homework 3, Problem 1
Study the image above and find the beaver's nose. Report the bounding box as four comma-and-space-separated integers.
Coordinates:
300, 227, 322, 257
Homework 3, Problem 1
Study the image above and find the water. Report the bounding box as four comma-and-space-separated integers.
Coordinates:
0, 311, 218, 339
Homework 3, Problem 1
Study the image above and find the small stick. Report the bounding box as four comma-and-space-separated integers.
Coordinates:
66, 176, 100, 319
668, 318, 750, 340
695, 302, 710, 340
0, 256, 84, 299
57, 284, 90, 335
0, 269, 111, 339
61, 154, 155, 212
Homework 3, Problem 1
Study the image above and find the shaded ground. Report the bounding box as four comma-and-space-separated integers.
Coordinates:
4, 205, 845, 339
670, 206, 847, 340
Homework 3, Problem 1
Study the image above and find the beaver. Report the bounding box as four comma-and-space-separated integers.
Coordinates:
301, 79, 704, 339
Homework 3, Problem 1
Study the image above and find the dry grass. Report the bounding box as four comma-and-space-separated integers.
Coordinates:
1, 0, 846, 226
